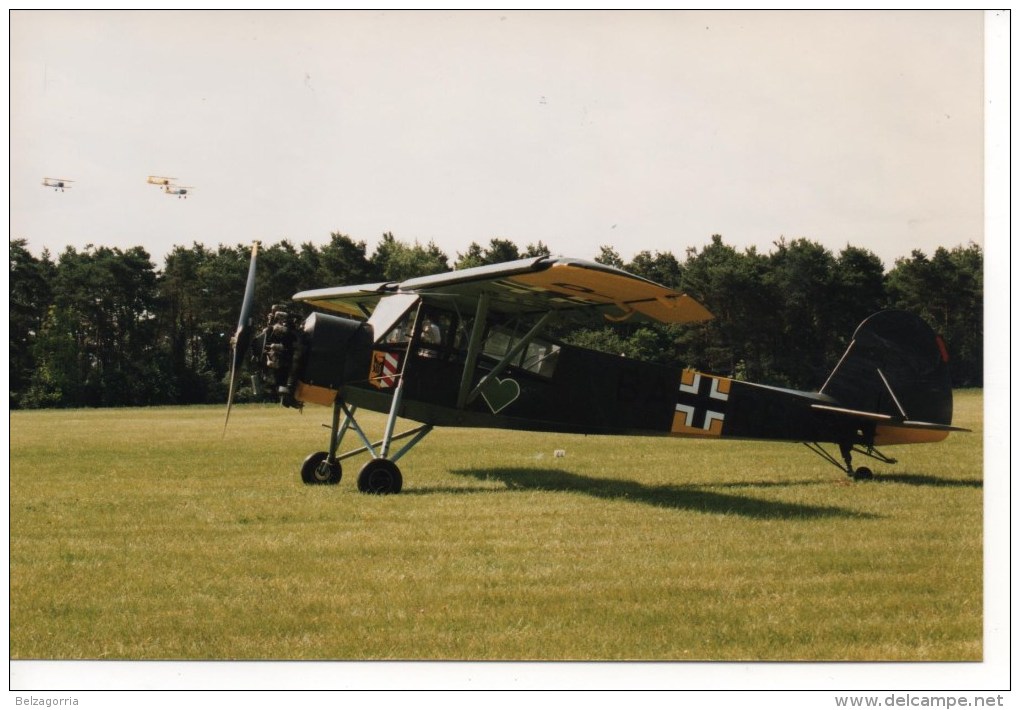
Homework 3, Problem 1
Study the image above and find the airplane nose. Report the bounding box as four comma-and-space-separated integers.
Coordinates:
255, 307, 374, 408
300, 312, 375, 392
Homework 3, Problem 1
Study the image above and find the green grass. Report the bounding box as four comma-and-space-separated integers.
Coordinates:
10, 391, 983, 660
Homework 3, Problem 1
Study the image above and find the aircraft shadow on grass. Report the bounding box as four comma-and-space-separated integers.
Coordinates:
442, 467, 879, 521
875, 473, 983, 489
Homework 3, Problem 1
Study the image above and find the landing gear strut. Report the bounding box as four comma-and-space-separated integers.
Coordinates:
839, 441, 873, 481
804, 440, 896, 480
299, 396, 432, 495
299, 301, 433, 494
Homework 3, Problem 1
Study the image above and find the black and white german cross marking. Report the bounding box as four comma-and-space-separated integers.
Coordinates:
673, 369, 731, 436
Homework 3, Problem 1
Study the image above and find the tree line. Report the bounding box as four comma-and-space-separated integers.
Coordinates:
9, 232, 982, 409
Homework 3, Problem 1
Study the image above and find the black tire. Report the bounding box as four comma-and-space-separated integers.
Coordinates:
853, 466, 874, 481
301, 451, 342, 485
357, 458, 403, 495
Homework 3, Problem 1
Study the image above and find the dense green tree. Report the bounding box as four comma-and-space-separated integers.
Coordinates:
764, 238, 840, 386
24, 245, 165, 407
627, 250, 683, 289
522, 241, 551, 258
829, 245, 888, 341
886, 244, 983, 385
258, 240, 317, 307
594, 245, 625, 268
307, 232, 376, 285
159, 243, 219, 404
455, 238, 521, 269
678, 235, 776, 381
477, 238, 520, 265
372, 232, 449, 282
21, 305, 83, 407
10, 240, 55, 406
454, 242, 485, 270
190, 244, 260, 387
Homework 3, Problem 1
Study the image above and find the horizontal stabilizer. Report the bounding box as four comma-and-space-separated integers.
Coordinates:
811, 403, 894, 422
812, 403, 969, 432
897, 421, 970, 433
812, 401, 969, 445
872, 419, 970, 445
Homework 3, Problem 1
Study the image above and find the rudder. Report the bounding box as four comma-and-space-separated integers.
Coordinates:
820, 310, 954, 426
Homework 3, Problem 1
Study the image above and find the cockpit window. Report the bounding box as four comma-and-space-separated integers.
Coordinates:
371, 300, 560, 377
482, 326, 560, 377
521, 340, 560, 377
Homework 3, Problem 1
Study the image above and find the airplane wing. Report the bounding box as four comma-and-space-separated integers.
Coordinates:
292, 281, 397, 318
293, 256, 714, 325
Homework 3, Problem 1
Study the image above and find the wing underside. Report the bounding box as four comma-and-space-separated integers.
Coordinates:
292, 282, 394, 318
292, 256, 714, 325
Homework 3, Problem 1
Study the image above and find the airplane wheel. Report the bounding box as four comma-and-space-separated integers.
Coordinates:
853, 466, 873, 481
301, 451, 342, 485
357, 458, 403, 495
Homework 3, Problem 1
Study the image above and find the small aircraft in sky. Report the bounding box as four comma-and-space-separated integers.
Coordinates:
42, 177, 73, 191
226, 243, 967, 494
146, 175, 192, 198
162, 185, 193, 199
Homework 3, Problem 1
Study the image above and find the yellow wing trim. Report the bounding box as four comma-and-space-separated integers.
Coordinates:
300, 299, 369, 318
507, 263, 713, 324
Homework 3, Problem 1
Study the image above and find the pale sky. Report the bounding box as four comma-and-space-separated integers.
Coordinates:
10, 10, 990, 270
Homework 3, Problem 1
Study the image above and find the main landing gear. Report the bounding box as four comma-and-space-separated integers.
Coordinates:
300, 387, 432, 495
301, 451, 404, 493
803, 440, 897, 481
301, 451, 342, 485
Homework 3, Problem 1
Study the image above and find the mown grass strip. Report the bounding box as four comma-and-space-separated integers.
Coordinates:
10, 391, 982, 660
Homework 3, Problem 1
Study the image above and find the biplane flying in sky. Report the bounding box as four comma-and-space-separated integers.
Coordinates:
42, 177, 73, 191
146, 175, 192, 197
162, 185, 192, 199
226, 243, 966, 495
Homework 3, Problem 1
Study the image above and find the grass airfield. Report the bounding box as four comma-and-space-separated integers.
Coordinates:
10, 391, 982, 661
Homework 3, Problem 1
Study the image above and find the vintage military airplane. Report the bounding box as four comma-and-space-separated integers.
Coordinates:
146, 175, 177, 187
162, 184, 192, 199
42, 177, 73, 191
226, 243, 966, 494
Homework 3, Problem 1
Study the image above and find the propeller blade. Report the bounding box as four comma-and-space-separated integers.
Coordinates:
224, 241, 260, 435
224, 352, 241, 436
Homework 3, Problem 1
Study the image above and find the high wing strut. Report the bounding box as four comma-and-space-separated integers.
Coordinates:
457, 292, 491, 409
462, 310, 555, 409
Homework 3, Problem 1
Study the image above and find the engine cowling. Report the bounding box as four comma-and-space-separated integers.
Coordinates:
253, 305, 374, 408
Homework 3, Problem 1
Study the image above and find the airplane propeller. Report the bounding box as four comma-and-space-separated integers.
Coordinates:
224, 241, 260, 435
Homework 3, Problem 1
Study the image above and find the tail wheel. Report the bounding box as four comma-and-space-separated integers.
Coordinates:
853, 466, 874, 481
301, 451, 342, 485
357, 458, 403, 495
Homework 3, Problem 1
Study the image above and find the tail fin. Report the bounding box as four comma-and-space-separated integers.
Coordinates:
820, 310, 954, 426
